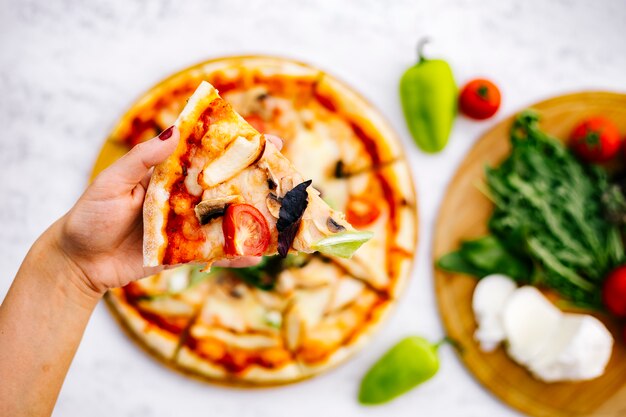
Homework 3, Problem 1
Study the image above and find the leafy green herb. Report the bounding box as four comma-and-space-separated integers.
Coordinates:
226, 254, 310, 291
438, 110, 625, 308
603, 181, 626, 227
312, 231, 374, 259
437, 236, 530, 281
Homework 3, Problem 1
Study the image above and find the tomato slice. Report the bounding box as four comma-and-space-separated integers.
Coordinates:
222, 203, 270, 256
346, 196, 381, 227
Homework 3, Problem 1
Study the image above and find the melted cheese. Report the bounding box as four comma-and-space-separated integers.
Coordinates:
284, 127, 340, 186
329, 277, 365, 312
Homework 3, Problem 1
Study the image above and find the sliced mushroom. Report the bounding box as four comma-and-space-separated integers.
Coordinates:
259, 160, 281, 193
312, 215, 347, 236
327, 217, 346, 233
195, 195, 243, 225
266, 193, 282, 218
200, 134, 265, 187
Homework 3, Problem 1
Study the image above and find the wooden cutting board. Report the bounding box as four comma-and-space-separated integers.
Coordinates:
433, 92, 626, 417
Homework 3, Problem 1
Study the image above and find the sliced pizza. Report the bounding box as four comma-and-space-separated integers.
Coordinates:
143, 81, 371, 267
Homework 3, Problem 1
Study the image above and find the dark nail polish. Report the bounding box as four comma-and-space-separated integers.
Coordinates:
159, 126, 174, 141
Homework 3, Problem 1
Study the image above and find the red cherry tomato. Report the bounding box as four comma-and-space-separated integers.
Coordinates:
459, 79, 501, 120
570, 117, 621, 163
346, 196, 381, 227
222, 204, 270, 256
602, 265, 626, 317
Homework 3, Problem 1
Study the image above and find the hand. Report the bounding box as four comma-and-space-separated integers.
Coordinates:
53, 128, 282, 297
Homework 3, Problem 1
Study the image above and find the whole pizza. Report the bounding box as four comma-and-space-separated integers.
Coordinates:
94, 56, 418, 385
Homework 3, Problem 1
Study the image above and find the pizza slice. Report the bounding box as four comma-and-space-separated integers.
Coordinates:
143, 81, 371, 267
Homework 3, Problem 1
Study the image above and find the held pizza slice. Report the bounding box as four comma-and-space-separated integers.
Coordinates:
144, 81, 371, 267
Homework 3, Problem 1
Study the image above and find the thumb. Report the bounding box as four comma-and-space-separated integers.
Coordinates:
98, 126, 180, 193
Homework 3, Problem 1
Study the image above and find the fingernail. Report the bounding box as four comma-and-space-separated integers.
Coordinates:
158, 126, 174, 141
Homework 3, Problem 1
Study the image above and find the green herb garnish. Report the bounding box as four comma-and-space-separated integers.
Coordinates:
438, 110, 624, 308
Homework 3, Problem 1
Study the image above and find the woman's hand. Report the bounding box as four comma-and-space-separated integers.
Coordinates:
52, 127, 280, 299
53, 126, 181, 296
47, 126, 179, 295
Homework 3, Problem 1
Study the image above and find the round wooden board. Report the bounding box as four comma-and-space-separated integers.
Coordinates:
433, 92, 626, 417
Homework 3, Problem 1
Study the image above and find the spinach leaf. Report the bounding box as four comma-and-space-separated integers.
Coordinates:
437, 236, 530, 281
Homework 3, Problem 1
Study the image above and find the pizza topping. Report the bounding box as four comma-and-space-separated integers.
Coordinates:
312, 215, 347, 236
311, 231, 374, 259
280, 176, 297, 197
346, 196, 382, 227
200, 134, 266, 187
264, 310, 283, 329
228, 256, 281, 291
194, 195, 243, 225
137, 297, 195, 317
334, 160, 347, 178
259, 161, 281, 192
184, 166, 204, 196
241, 87, 271, 118
277, 180, 312, 257
222, 203, 271, 256
329, 278, 365, 311
327, 217, 346, 233
266, 193, 282, 218
285, 306, 303, 350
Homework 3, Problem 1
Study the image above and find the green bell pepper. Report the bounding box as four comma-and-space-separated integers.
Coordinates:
358, 336, 441, 405
399, 39, 457, 153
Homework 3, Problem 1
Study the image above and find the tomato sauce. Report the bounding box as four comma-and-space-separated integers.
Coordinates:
125, 116, 160, 147
313, 91, 337, 112
121, 287, 188, 334
185, 336, 291, 373
162, 104, 229, 264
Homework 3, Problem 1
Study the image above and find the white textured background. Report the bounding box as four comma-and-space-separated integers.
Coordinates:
1, 0, 625, 416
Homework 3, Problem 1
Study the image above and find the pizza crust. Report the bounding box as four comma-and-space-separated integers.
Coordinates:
105, 289, 181, 360
143, 82, 221, 267
176, 346, 303, 385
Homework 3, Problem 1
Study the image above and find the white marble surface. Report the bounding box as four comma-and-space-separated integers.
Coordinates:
1, 0, 625, 416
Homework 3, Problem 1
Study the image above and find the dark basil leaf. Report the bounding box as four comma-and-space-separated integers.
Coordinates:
277, 180, 312, 257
